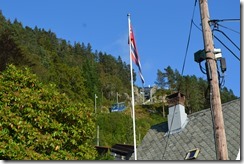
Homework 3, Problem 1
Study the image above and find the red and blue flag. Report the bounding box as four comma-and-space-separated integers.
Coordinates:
129, 24, 145, 84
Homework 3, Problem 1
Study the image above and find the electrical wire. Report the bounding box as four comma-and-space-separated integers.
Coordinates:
192, 20, 202, 31
216, 61, 226, 88
209, 83, 218, 160
209, 19, 240, 61
212, 29, 240, 51
217, 69, 221, 88
221, 76, 225, 87
210, 18, 240, 22
217, 24, 240, 34
162, 2, 239, 161
219, 75, 225, 88
181, 0, 198, 76
161, 104, 177, 159
193, 19, 240, 60
205, 61, 218, 159
213, 35, 240, 61
162, 0, 198, 159
216, 62, 221, 87
192, 17, 232, 160
199, 62, 207, 74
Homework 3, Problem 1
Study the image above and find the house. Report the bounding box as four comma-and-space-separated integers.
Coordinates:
95, 144, 134, 160
130, 92, 240, 160
110, 144, 134, 160
141, 86, 157, 101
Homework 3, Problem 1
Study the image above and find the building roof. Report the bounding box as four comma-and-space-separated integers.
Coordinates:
95, 144, 134, 160
130, 99, 240, 160
110, 144, 134, 156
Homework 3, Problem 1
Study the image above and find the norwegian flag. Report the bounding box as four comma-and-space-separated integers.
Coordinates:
129, 23, 145, 84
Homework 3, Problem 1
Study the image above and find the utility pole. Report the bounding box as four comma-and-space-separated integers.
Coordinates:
199, 0, 228, 160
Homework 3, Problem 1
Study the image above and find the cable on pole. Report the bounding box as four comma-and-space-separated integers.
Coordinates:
209, 19, 240, 23
213, 35, 240, 61
212, 29, 240, 51
217, 24, 240, 34
209, 83, 218, 160
199, 62, 207, 74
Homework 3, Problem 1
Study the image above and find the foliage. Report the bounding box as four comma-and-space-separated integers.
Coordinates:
155, 69, 167, 89
155, 66, 238, 113
97, 112, 133, 146
0, 65, 97, 160
0, 12, 132, 107
97, 106, 164, 147
0, 12, 238, 159
220, 87, 238, 103
0, 11, 237, 113
95, 150, 115, 160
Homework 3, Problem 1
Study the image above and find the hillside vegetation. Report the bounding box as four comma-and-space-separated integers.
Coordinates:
0, 11, 237, 159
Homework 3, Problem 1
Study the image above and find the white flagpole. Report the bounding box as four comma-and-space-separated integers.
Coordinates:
127, 13, 137, 160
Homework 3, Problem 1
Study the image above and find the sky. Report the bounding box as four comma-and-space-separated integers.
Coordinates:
0, 0, 241, 97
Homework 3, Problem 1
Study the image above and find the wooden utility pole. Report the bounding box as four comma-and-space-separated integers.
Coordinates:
199, 0, 228, 160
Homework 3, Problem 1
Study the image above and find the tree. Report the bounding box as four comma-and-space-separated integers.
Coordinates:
220, 87, 237, 103
0, 65, 97, 160
187, 75, 204, 113
164, 66, 179, 92
49, 63, 90, 104
155, 69, 167, 89
0, 12, 133, 107
98, 53, 131, 101
157, 65, 237, 114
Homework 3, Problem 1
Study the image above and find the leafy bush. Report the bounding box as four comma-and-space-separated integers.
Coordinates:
97, 112, 133, 146
0, 65, 97, 160
97, 106, 165, 147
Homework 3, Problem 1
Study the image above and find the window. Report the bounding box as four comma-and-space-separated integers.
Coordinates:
185, 148, 200, 160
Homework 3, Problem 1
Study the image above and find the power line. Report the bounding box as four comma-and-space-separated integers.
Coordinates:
193, 19, 240, 61
163, 79, 191, 158
217, 24, 240, 34
209, 19, 240, 23
162, 0, 198, 159
181, 0, 198, 76
213, 35, 240, 61
212, 29, 240, 51
162, 2, 239, 160
192, 20, 202, 31
161, 104, 176, 159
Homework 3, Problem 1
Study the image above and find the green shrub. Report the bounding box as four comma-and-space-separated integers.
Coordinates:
0, 65, 97, 160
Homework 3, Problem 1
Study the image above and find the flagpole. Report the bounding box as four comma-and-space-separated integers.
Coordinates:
127, 13, 137, 160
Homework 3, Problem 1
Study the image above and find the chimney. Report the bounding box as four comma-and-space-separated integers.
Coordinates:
166, 92, 188, 134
